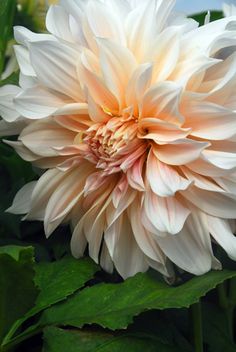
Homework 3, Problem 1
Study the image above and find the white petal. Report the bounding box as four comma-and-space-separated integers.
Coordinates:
46, 5, 74, 42
14, 45, 36, 76
29, 40, 83, 100
19, 119, 76, 157
157, 211, 216, 275
0, 85, 21, 122
85, 0, 126, 45
184, 101, 236, 140
208, 216, 236, 261
14, 86, 70, 119
7, 182, 36, 214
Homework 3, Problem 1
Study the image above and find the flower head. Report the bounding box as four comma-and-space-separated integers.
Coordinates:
1, 0, 236, 278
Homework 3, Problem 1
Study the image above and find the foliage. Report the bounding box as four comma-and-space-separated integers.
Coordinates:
0, 5, 236, 352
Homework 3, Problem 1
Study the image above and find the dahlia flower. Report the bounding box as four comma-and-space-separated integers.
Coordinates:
1, 0, 236, 279
223, 2, 236, 16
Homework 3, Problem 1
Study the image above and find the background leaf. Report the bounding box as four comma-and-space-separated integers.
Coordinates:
37, 270, 236, 331
43, 327, 182, 352
0, 246, 38, 342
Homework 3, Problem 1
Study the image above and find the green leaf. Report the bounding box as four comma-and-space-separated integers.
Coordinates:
0, 246, 38, 343
0, 71, 19, 87
43, 327, 181, 352
0, 0, 16, 76
2, 257, 99, 346
191, 11, 223, 26
39, 270, 236, 331
34, 257, 99, 312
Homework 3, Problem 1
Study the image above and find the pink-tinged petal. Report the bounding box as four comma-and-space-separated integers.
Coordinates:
126, 63, 153, 116
129, 200, 166, 263
182, 186, 236, 218
138, 118, 190, 143
119, 143, 146, 172
97, 38, 137, 107
29, 40, 83, 101
79, 62, 119, 113
156, 210, 220, 275
7, 181, 36, 214
143, 189, 190, 235
127, 155, 145, 191
184, 101, 236, 140
19, 119, 76, 157
44, 163, 93, 236
107, 214, 148, 279
84, 172, 109, 196
140, 81, 184, 125
71, 180, 115, 260
146, 149, 191, 197
46, 5, 74, 42
153, 139, 210, 165
111, 175, 129, 208
208, 216, 236, 261
0, 85, 21, 122
107, 186, 136, 228
57, 156, 82, 171
87, 94, 109, 123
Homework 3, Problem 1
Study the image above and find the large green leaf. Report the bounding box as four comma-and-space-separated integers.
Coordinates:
38, 270, 236, 330
2, 257, 99, 346
43, 327, 181, 352
34, 257, 99, 312
0, 0, 16, 75
0, 246, 38, 342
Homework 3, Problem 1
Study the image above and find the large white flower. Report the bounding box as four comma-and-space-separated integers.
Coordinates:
1, 0, 236, 278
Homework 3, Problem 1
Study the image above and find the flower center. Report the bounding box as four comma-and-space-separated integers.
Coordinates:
83, 116, 146, 174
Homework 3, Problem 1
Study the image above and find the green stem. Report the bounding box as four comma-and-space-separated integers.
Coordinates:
190, 302, 204, 352
217, 283, 234, 342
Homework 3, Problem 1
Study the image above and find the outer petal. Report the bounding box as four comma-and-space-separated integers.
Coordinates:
0, 85, 21, 122
208, 216, 236, 261
146, 149, 191, 197
29, 40, 83, 101
156, 211, 219, 275
143, 189, 190, 235
153, 139, 210, 165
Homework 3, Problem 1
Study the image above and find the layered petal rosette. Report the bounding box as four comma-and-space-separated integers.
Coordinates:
1, 0, 236, 278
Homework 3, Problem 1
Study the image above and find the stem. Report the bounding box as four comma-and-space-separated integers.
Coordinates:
218, 282, 234, 342
190, 302, 204, 352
